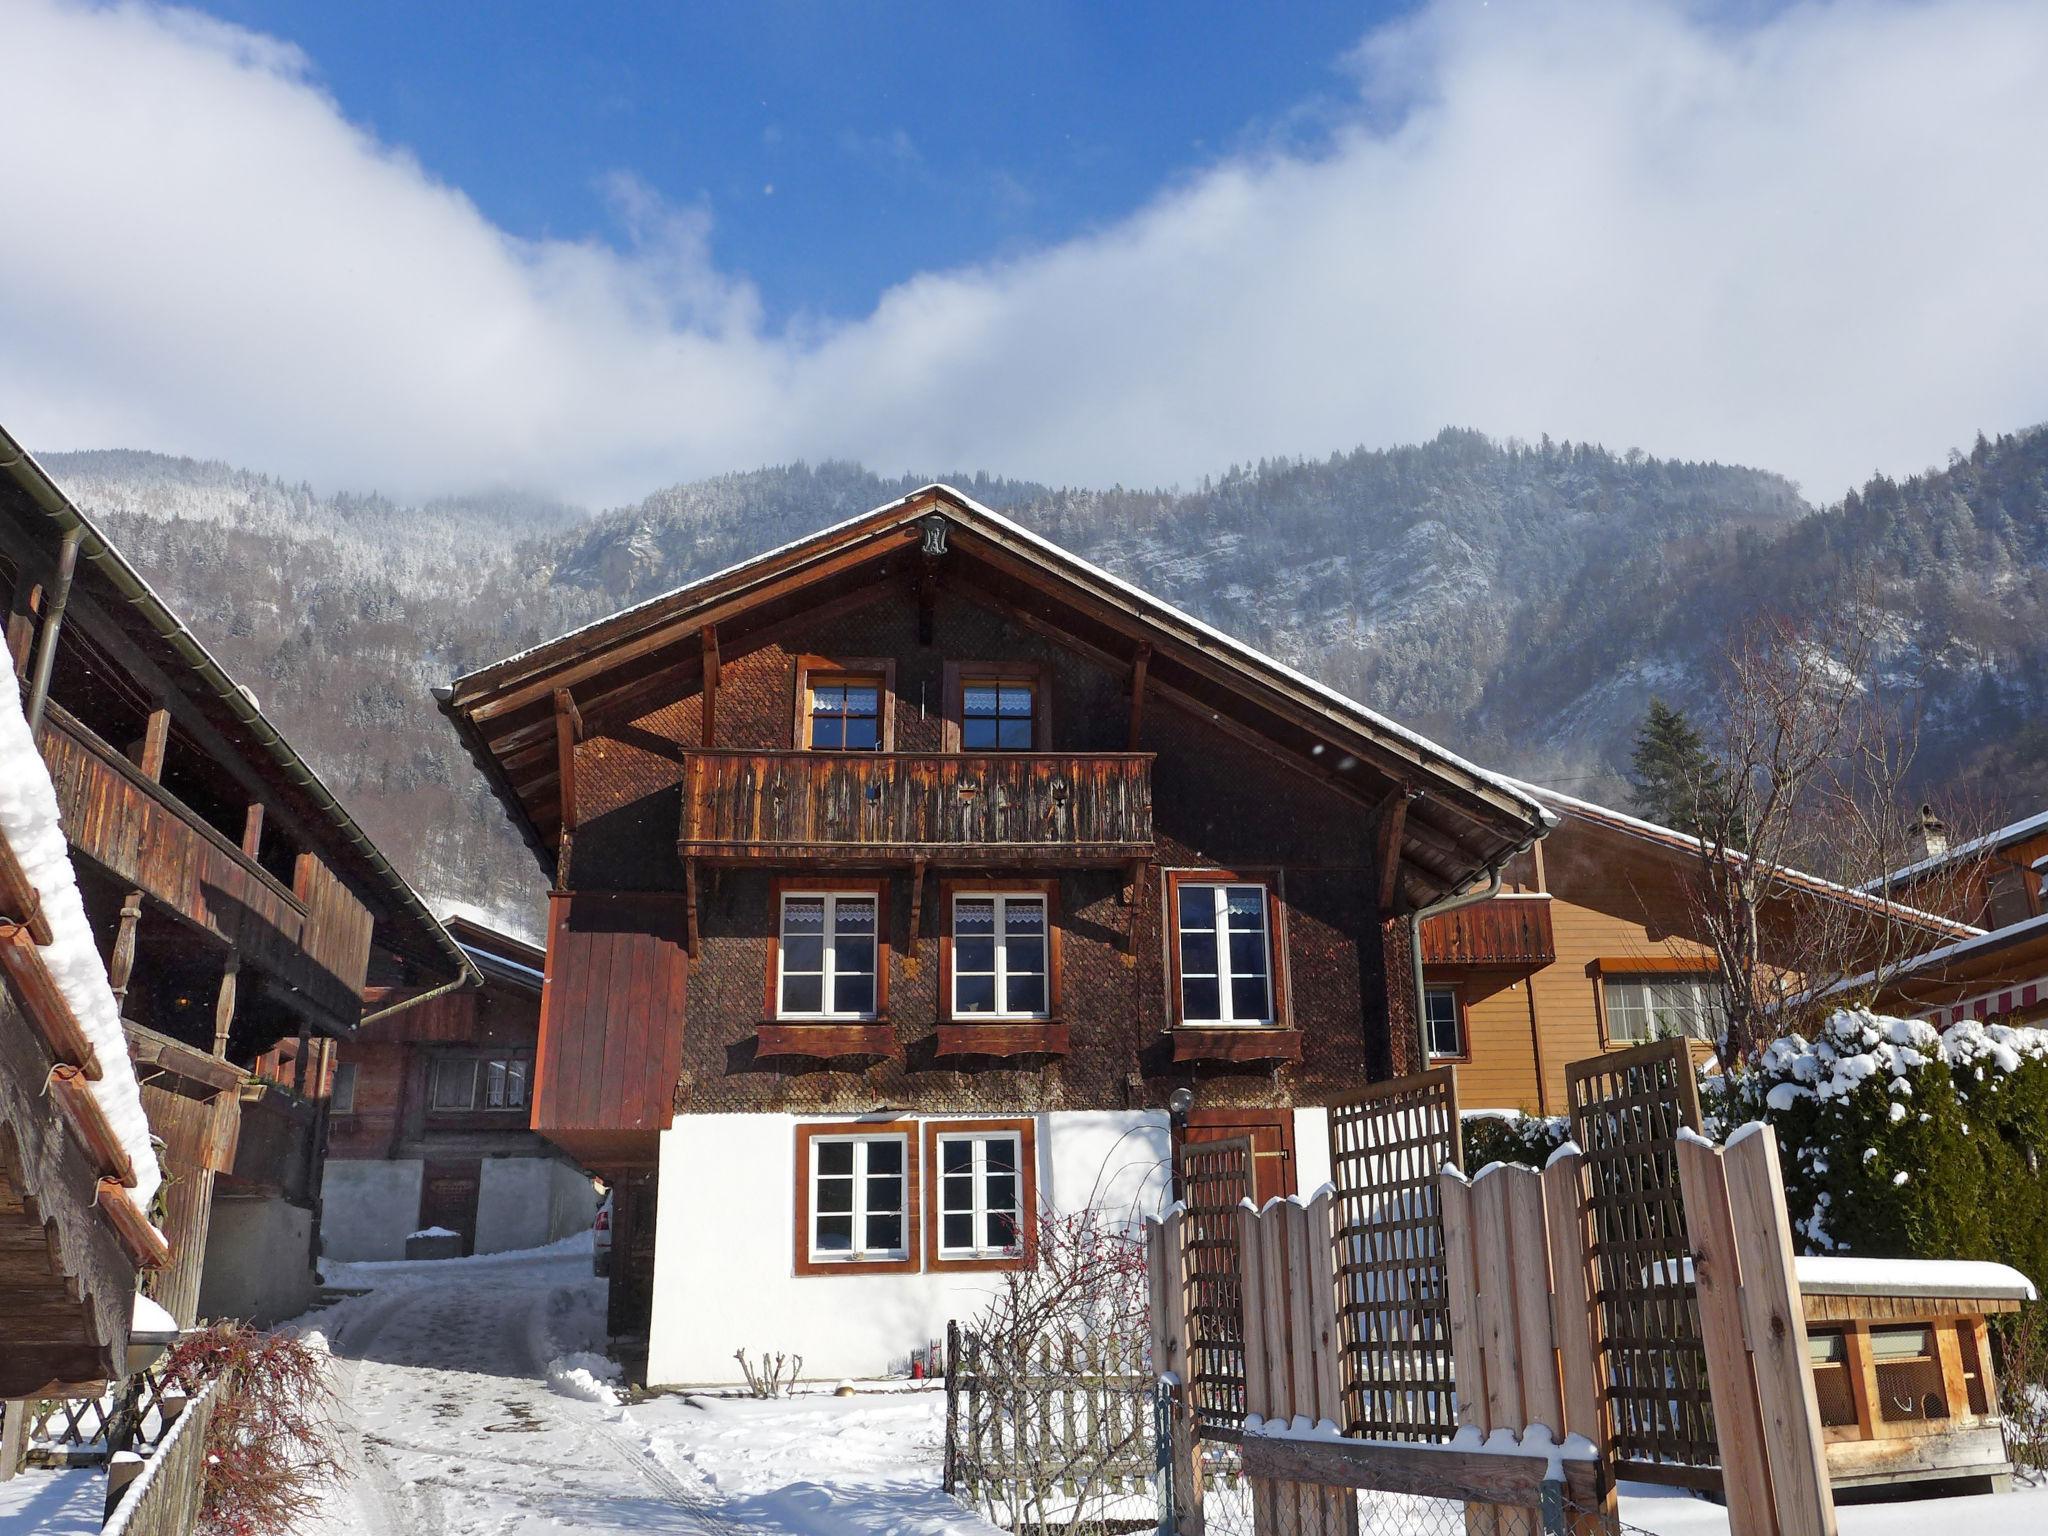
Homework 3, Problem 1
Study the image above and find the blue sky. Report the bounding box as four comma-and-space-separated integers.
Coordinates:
4, 1, 2045, 504
180, 1, 1404, 326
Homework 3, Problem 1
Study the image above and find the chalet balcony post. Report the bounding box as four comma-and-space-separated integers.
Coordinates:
212, 954, 239, 1059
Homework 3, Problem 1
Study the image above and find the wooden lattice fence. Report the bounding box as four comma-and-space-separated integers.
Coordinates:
1180, 1135, 1254, 1432
1565, 1039, 1716, 1485
1326, 1067, 1461, 1440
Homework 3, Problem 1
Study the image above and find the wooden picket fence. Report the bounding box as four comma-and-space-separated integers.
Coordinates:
102, 1374, 219, 1536
1145, 1056, 1841, 1536
944, 1321, 1157, 1530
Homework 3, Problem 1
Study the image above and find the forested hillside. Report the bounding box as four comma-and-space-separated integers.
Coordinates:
41, 425, 2047, 934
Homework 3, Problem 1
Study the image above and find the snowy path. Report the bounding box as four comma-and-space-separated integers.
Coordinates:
301, 1240, 746, 1536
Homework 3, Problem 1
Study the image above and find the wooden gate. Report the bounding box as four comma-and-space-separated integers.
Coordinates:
1565, 1040, 1715, 1484
1326, 1067, 1461, 1440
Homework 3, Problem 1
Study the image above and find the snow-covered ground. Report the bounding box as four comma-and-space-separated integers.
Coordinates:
292, 1237, 2048, 1536
297, 1233, 1001, 1536
0, 1465, 102, 1535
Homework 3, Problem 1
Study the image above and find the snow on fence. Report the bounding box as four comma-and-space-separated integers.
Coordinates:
1147, 1059, 1842, 1536
101, 1373, 219, 1536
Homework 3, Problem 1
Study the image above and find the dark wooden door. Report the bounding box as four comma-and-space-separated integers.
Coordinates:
1176, 1109, 1297, 1205
417, 1159, 481, 1255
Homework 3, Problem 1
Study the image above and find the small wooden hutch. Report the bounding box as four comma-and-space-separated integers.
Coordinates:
1798, 1255, 2035, 1494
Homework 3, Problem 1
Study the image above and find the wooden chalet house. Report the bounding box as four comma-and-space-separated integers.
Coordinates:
0, 427, 476, 1331
322, 913, 593, 1260
1419, 784, 1979, 1114
1859, 807, 2048, 1029
441, 484, 1550, 1384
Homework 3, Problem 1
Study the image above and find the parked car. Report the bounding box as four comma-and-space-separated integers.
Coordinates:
593, 1191, 613, 1277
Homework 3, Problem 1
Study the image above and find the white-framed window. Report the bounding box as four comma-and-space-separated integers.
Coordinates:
952, 893, 1049, 1017
428, 1053, 530, 1111
1176, 881, 1273, 1024
778, 891, 879, 1017
1602, 975, 1725, 1043
330, 1062, 358, 1115
935, 1130, 1025, 1259
1423, 987, 1464, 1060
808, 1133, 908, 1262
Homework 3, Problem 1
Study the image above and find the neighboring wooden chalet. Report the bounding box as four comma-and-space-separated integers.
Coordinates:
1, 426, 476, 1330
321, 914, 592, 1260
1421, 785, 1978, 1114
1856, 805, 2048, 1028
441, 484, 1550, 1383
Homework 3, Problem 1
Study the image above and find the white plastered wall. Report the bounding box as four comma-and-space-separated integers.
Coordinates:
646, 1109, 1169, 1386
476, 1155, 598, 1254
319, 1158, 424, 1261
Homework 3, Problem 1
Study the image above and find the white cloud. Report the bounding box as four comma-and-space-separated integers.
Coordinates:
4, 0, 2046, 506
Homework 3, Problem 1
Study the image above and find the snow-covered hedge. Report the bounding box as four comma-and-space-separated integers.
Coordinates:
1460, 1109, 1569, 1171
1747, 1008, 2048, 1291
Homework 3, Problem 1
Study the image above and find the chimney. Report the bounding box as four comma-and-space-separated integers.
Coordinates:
1910, 803, 1949, 864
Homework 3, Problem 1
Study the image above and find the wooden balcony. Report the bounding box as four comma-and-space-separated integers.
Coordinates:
679, 750, 1155, 864
1418, 897, 1556, 968
39, 704, 370, 1027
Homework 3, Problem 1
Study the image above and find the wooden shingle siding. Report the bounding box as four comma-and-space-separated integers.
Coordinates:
533, 892, 688, 1164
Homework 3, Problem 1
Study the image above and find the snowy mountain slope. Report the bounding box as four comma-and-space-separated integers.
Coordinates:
39, 424, 2048, 932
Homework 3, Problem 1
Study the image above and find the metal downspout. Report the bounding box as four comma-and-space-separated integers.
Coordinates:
23, 526, 81, 736
1409, 865, 1504, 1069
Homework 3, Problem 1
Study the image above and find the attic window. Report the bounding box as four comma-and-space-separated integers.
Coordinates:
794, 656, 896, 751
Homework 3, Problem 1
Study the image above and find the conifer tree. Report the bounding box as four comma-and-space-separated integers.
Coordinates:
1627, 697, 1721, 836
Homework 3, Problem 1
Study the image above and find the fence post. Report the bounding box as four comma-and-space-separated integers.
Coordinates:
1538, 1149, 1602, 1450
1723, 1127, 1837, 1536
944, 1320, 961, 1496
1673, 1133, 1779, 1536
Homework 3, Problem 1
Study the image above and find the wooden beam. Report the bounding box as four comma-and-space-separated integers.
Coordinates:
1126, 643, 1151, 750
212, 955, 239, 1059
106, 891, 142, 1015
1377, 790, 1411, 911
554, 688, 580, 888
1237, 1431, 1606, 1512
904, 857, 927, 973
132, 708, 169, 781
239, 802, 264, 860
683, 857, 700, 960
698, 626, 719, 747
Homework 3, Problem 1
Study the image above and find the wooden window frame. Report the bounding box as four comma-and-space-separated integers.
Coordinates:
922, 1117, 1038, 1273
766, 877, 892, 1022
1164, 868, 1290, 1030
938, 878, 1062, 1024
1422, 984, 1471, 1064
793, 1121, 920, 1276
423, 1049, 533, 1121
793, 655, 897, 751
941, 660, 1050, 753
330, 1061, 358, 1116
1596, 970, 1722, 1048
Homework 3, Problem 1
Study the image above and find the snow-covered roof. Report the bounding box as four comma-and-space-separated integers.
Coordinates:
0, 675, 163, 1230
1865, 808, 2048, 893
1824, 907, 2048, 1004
1497, 776, 1981, 938
1794, 1255, 2037, 1302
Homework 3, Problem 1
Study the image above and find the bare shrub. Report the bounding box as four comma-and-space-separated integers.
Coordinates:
950, 1208, 1153, 1531
1999, 1306, 2048, 1483
163, 1323, 345, 1536
733, 1349, 804, 1398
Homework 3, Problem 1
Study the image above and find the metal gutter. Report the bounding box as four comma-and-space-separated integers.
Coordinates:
23, 525, 81, 735
0, 425, 479, 994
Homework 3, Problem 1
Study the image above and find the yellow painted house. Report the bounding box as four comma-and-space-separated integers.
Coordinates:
1419, 785, 1979, 1115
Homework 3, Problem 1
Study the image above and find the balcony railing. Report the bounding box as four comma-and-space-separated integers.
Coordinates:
39, 703, 370, 1025
1419, 896, 1556, 968
679, 750, 1155, 863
